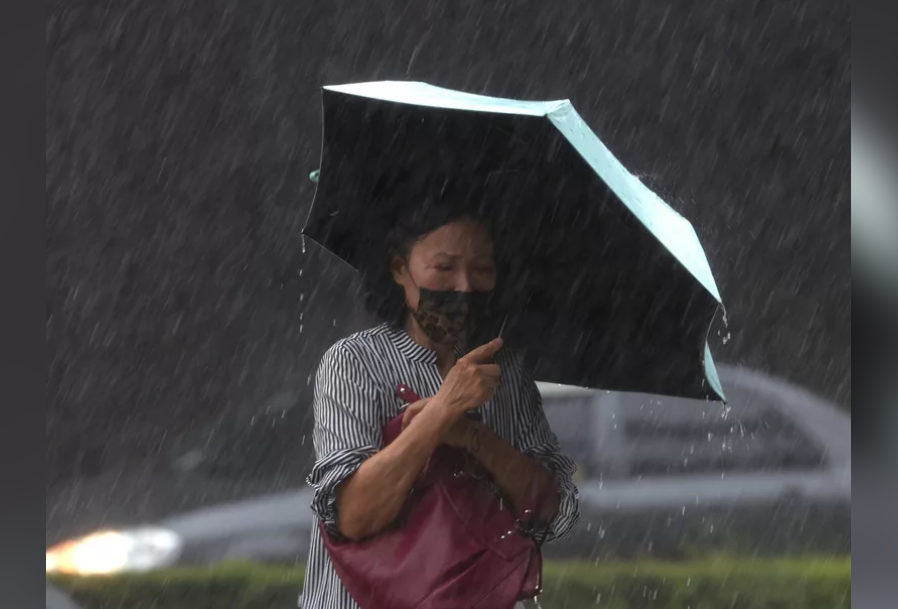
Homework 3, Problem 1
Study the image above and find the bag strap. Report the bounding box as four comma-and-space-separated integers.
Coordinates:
395, 383, 420, 404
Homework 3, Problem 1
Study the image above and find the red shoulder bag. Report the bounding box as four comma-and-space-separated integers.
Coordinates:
319, 384, 547, 609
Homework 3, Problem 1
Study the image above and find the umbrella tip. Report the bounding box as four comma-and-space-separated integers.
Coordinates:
703, 343, 727, 403
309, 169, 321, 183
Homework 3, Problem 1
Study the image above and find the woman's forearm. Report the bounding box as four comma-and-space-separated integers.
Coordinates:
464, 423, 561, 523
334, 401, 454, 540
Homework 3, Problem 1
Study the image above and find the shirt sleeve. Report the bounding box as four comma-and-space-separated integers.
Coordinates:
516, 377, 581, 543
306, 342, 384, 534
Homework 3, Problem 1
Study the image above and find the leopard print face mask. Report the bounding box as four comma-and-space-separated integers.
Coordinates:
411, 287, 492, 347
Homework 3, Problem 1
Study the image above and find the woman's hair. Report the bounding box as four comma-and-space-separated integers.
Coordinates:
360, 176, 495, 326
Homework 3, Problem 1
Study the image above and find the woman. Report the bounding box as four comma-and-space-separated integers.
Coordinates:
301, 199, 580, 609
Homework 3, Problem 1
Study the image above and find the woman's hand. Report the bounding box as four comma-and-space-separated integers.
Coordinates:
405, 403, 482, 452
434, 338, 503, 417
401, 397, 432, 430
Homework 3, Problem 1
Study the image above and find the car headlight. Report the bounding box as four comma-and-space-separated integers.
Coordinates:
46, 528, 182, 575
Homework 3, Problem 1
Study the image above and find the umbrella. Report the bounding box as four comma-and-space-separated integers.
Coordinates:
302, 81, 726, 401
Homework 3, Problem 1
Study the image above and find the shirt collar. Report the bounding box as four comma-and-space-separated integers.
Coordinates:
386, 323, 438, 365
385, 323, 462, 365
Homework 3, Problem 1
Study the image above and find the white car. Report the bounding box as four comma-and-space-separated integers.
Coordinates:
540, 365, 850, 499
539, 364, 850, 557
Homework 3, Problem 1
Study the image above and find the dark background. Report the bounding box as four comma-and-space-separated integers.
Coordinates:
46, 0, 850, 484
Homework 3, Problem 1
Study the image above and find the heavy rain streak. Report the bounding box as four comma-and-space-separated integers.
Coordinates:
46, 1, 856, 608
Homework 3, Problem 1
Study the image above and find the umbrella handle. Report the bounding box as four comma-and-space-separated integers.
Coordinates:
497, 313, 508, 339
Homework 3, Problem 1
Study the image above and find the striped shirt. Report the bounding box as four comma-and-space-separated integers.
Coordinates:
301, 323, 580, 609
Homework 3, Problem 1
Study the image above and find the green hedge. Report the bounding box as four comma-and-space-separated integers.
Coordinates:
51, 557, 851, 609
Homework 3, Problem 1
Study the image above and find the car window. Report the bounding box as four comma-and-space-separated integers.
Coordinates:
618, 386, 828, 478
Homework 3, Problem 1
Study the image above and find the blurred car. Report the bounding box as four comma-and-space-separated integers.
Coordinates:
46, 364, 850, 575
45, 391, 316, 548
46, 583, 83, 609
540, 364, 851, 557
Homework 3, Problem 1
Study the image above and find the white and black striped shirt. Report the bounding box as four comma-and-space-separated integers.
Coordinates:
301, 323, 580, 609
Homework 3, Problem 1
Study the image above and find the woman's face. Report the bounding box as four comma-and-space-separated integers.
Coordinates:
392, 217, 497, 312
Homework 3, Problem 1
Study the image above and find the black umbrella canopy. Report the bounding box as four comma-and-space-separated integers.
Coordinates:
303, 81, 725, 401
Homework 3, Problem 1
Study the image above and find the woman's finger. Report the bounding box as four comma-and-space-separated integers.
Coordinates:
479, 363, 502, 378
463, 338, 504, 364
402, 397, 430, 429
402, 408, 417, 429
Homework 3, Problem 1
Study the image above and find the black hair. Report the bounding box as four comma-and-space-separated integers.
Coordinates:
359, 175, 496, 326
